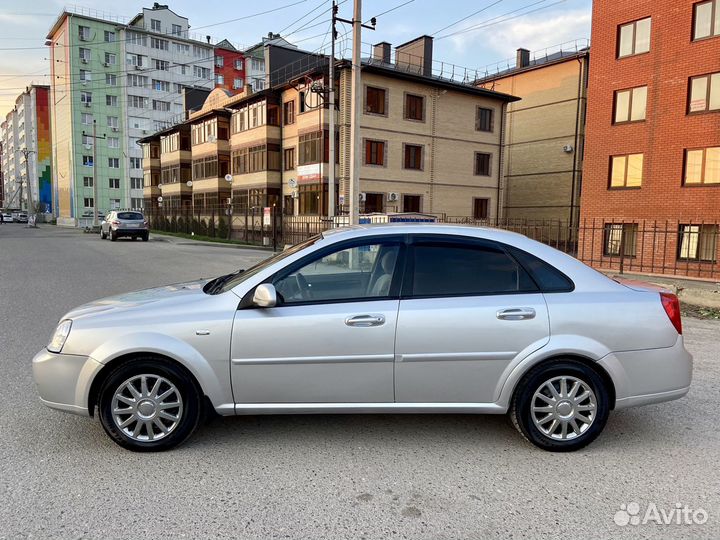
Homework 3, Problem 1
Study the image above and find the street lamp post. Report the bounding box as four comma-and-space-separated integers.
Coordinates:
19, 148, 37, 227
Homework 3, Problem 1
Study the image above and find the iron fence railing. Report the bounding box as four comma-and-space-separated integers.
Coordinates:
146, 207, 720, 281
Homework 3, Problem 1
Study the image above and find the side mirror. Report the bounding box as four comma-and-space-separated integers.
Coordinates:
252, 283, 277, 308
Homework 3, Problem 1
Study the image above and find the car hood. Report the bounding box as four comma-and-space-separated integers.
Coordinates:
62, 279, 211, 321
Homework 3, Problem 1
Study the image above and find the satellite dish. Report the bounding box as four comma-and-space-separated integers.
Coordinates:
224, 174, 233, 183
288, 178, 297, 189
208, 135, 217, 143
157, 183, 163, 188
186, 180, 193, 187
157, 196, 163, 202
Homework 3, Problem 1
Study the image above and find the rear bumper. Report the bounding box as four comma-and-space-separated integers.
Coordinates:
113, 228, 148, 237
32, 349, 104, 416
598, 335, 693, 410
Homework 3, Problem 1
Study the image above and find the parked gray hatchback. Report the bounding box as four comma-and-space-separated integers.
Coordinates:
33, 224, 692, 452
100, 210, 149, 241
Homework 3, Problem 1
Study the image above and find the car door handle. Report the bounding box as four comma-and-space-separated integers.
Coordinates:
345, 314, 386, 327
496, 308, 536, 321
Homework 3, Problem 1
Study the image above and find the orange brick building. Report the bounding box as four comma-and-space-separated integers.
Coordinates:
580, 0, 720, 278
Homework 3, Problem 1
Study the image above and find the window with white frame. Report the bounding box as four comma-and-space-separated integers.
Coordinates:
130, 177, 143, 189
107, 116, 119, 129
104, 52, 116, 65
108, 157, 119, 168
130, 157, 142, 169
81, 113, 93, 125
80, 91, 92, 104
105, 74, 117, 86
106, 95, 118, 107
108, 137, 119, 149
104, 31, 115, 43
172, 24, 182, 36
151, 19, 161, 32
153, 79, 170, 91
108, 178, 120, 189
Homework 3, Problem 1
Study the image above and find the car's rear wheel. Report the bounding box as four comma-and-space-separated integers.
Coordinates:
510, 360, 609, 452
142, 233, 149, 242
100, 230, 107, 239
98, 359, 202, 451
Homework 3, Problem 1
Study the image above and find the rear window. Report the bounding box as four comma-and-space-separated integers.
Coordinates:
118, 212, 144, 220
409, 242, 538, 297
506, 246, 574, 292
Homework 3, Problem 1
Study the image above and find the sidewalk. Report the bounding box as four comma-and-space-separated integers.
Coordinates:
151, 231, 275, 252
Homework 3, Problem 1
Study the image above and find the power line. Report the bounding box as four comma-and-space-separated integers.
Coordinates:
192, 0, 309, 31
431, 0, 504, 36
436, 0, 563, 40
278, 0, 331, 36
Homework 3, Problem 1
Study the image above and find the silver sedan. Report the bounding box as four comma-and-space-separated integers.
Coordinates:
32, 224, 692, 452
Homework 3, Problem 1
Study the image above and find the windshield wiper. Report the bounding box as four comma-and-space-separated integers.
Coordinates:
204, 269, 244, 294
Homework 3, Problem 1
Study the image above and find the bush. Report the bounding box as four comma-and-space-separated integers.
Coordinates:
218, 217, 228, 239
198, 218, 208, 236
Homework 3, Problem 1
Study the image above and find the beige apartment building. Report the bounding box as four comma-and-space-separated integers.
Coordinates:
140, 36, 518, 223
477, 45, 589, 225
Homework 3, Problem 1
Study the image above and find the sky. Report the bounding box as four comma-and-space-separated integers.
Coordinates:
0, 0, 592, 115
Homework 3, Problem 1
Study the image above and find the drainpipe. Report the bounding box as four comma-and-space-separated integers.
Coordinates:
569, 55, 586, 227
495, 101, 506, 226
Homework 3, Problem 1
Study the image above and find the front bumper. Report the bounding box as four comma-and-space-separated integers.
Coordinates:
32, 349, 104, 416
598, 334, 693, 410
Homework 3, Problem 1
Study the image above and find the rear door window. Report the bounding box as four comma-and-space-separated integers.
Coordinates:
405, 240, 538, 297
505, 246, 574, 292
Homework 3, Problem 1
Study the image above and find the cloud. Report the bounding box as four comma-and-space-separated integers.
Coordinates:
447, 8, 591, 68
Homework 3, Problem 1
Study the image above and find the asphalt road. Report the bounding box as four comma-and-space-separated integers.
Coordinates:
0, 224, 718, 540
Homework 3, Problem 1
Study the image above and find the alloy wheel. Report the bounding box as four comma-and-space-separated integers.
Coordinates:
530, 375, 597, 440
110, 374, 183, 442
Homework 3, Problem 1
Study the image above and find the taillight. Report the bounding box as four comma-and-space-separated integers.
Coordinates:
660, 292, 682, 335
111, 220, 120, 226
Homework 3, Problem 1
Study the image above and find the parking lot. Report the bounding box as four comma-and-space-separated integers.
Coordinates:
0, 224, 718, 539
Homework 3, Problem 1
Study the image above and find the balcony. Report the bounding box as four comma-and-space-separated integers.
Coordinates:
230, 124, 281, 148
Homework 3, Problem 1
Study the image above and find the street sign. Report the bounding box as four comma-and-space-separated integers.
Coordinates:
157, 196, 163, 203
225, 174, 233, 183
263, 207, 271, 226
187, 180, 193, 187
288, 178, 297, 189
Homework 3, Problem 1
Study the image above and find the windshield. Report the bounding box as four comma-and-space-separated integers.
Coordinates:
118, 212, 144, 220
209, 235, 321, 294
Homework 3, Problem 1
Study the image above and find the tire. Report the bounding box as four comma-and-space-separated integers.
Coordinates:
110, 230, 117, 242
510, 360, 610, 452
142, 233, 149, 242
97, 358, 203, 452
131, 236, 137, 241
101, 230, 107, 239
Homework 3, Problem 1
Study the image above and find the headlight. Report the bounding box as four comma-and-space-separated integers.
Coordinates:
47, 320, 72, 353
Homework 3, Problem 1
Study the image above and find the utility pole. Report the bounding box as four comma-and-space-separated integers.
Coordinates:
82, 120, 106, 228
19, 148, 36, 227
336, 1, 375, 224
328, 0, 337, 221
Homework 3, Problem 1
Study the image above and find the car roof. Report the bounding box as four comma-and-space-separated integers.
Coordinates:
321, 222, 527, 242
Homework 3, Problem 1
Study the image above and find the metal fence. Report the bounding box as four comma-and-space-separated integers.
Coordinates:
146, 207, 720, 281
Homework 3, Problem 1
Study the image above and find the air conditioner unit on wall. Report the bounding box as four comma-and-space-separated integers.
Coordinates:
111, 127, 119, 132
81, 58, 88, 64
359, 192, 367, 202
83, 102, 91, 108
387, 192, 399, 202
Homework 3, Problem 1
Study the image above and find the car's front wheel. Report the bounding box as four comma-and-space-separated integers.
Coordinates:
100, 229, 107, 239
98, 359, 202, 451
510, 360, 610, 452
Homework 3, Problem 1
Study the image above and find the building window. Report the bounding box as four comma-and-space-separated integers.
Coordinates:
131, 198, 144, 209
80, 70, 91, 82
233, 78, 243, 89
151, 18, 161, 31
474, 152, 491, 176
364, 139, 385, 166
130, 157, 142, 169
82, 155, 93, 167
108, 157, 120, 168
678, 224, 718, 261
235, 59, 243, 70
80, 91, 92, 104
151, 38, 169, 51
405, 94, 424, 121
79, 47, 91, 62
129, 95, 147, 109
617, 17, 651, 58
84, 197, 94, 208
131, 177, 143, 189
108, 137, 119, 149
81, 113, 93, 125
83, 176, 93, 187
365, 86, 386, 115
688, 72, 720, 113
78, 26, 90, 41
473, 198, 489, 219
104, 52, 116, 65
153, 79, 170, 91
153, 100, 171, 112
693, 0, 720, 40
403, 194, 421, 212
604, 223, 638, 256
678, 225, 718, 262
403, 144, 423, 170
283, 100, 295, 125
108, 178, 120, 189
284, 147, 295, 170
614, 86, 647, 123
154, 59, 170, 71
476, 107, 493, 132
684, 147, 720, 184
193, 66, 211, 79
216, 74, 224, 85
110, 199, 121, 209
299, 131, 324, 165
172, 24, 182, 35
215, 55, 224, 67
104, 31, 116, 43
609, 153, 643, 188
106, 95, 118, 106
105, 74, 117, 86
231, 145, 281, 174
81, 134, 93, 147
